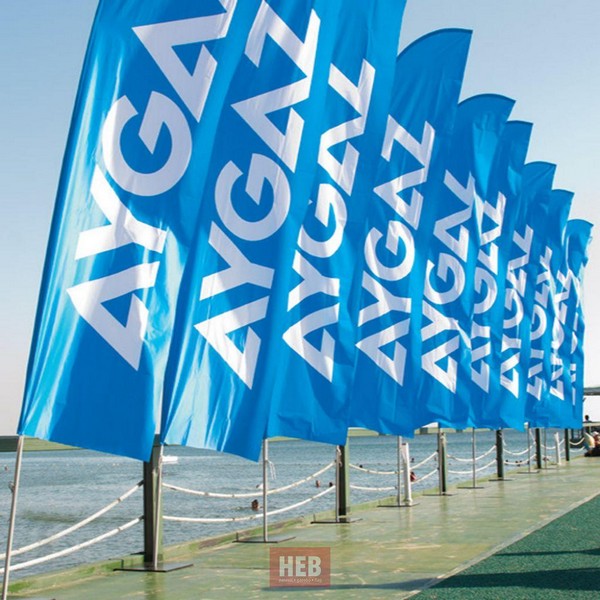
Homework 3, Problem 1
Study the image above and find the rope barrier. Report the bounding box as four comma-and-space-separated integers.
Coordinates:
448, 444, 495, 463
448, 459, 496, 476
349, 484, 396, 492
0, 481, 142, 561
569, 437, 585, 447
349, 451, 437, 477
349, 464, 396, 476
412, 452, 437, 470
163, 462, 334, 499
416, 468, 437, 483
503, 446, 530, 457
0, 517, 142, 575
164, 486, 335, 524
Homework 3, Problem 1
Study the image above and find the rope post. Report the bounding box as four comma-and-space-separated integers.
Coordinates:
401, 441, 413, 506
262, 439, 269, 543
535, 428, 543, 470
2, 435, 24, 600
337, 443, 350, 522
564, 429, 571, 462
437, 430, 448, 495
143, 440, 163, 566
554, 432, 561, 466
495, 430, 505, 480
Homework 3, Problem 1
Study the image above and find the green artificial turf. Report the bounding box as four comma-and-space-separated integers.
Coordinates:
415, 492, 600, 599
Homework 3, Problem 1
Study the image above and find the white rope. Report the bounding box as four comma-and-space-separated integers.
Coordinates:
0, 517, 142, 575
164, 486, 335, 524
448, 444, 495, 463
570, 437, 585, 447
412, 452, 437, 470
542, 443, 556, 451
475, 459, 496, 473
448, 467, 473, 475
416, 468, 437, 482
163, 462, 334, 499
448, 459, 495, 476
503, 446, 530, 457
349, 484, 396, 492
0, 481, 143, 561
349, 464, 396, 476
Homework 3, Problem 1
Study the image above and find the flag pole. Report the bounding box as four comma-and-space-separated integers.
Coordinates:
2, 435, 24, 600
152, 445, 164, 570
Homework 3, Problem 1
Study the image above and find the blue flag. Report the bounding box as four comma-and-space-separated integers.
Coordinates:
526, 189, 572, 428
470, 121, 532, 429
499, 161, 555, 430
531, 192, 574, 428
348, 29, 472, 435
160, 0, 353, 461
565, 220, 593, 423
19, 0, 262, 460
415, 93, 514, 430
263, 0, 406, 444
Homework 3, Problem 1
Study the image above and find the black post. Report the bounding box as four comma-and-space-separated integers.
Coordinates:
337, 443, 350, 522
535, 428, 543, 470
143, 441, 162, 564
495, 430, 505, 479
438, 431, 448, 494
564, 429, 571, 462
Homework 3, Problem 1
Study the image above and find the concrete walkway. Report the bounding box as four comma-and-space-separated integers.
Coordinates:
9, 457, 600, 599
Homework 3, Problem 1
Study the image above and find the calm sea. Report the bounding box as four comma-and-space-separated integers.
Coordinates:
0, 429, 574, 579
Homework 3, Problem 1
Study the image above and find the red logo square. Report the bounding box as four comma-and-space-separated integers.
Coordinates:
269, 547, 331, 587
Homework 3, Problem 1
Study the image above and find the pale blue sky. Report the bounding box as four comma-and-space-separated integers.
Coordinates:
1, 0, 598, 433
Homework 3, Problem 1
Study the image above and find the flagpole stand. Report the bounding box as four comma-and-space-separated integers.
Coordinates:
313, 443, 359, 524
535, 428, 544, 470
424, 430, 453, 496
515, 426, 540, 474
379, 437, 418, 508
237, 440, 294, 543
117, 440, 192, 573
2, 436, 24, 600
489, 430, 512, 482
458, 429, 485, 490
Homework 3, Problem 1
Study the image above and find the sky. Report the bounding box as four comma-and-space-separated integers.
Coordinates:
0, 0, 598, 434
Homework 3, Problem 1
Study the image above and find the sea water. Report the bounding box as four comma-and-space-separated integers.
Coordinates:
0, 429, 572, 579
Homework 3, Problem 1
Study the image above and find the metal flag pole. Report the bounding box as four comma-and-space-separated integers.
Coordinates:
527, 425, 532, 473
471, 428, 477, 487
262, 439, 269, 543
152, 445, 164, 571
401, 441, 414, 506
2, 435, 24, 600
459, 428, 484, 489
397, 436, 402, 506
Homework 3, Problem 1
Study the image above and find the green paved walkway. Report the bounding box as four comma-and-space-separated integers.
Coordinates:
414, 480, 600, 600
10, 457, 600, 599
